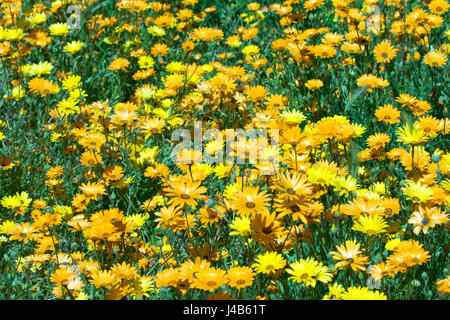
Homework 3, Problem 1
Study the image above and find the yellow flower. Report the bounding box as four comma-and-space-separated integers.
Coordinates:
62, 75, 82, 91
252, 251, 287, 275
385, 238, 401, 251
49, 23, 70, 36
323, 283, 346, 300
280, 110, 306, 124
27, 13, 47, 26
0, 220, 15, 234
286, 257, 333, 287
305, 79, 323, 91
341, 286, 387, 300
229, 216, 251, 236
242, 45, 260, 56
402, 181, 434, 204
138, 55, 155, 69
148, 26, 166, 36
396, 124, 429, 146
373, 40, 398, 63
352, 214, 388, 236
64, 41, 85, 54
28, 61, 54, 77
423, 50, 447, 67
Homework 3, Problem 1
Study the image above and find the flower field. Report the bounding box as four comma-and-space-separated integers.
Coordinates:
0, 0, 449, 300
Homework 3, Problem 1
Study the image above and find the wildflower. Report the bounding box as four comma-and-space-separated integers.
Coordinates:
163, 180, 207, 208
251, 212, 283, 243
352, 215, 388, 236
428, 0, 449, 15
374, 104, 400, 124
108, 57, 130, 71
286, 257, 333, 287
305, 79, 323, 91
341, 286, 387, 300
252, 251, 287, 275
226, 266, 255, 289
373, 40, 398, 63
192, 267, 227, 292
323, 283, 346, 300
231, 186, 271, 217
387, 240, 430, 272
49, 23, 70, 36
89, 270, 119, 289
79, 181, 106, 200
402, 181, 434, 204
397, 124, 429, 146
330, 240, 369, 272
423, 50, 447, 67
229, 216, 252, 237
436, 276, 450, 294
7, 222, 36, 243
408, 206, 449, 235
64, 41, 85, 54
28, 78, 60, 96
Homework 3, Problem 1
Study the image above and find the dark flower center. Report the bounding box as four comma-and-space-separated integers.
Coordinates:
246, 202, 256, 209
286, 188, 296, 195
262, 227, 272, 234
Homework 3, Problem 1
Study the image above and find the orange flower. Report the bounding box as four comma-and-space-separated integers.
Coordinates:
245, 85, 267, 102
28, 77, 60, 96
163, 180, 207, 208
375, 104, 401, 124
79, 181, 106, 200
108, 57, 130, 71
8, 222, 36, 243
305, 79, 323, 91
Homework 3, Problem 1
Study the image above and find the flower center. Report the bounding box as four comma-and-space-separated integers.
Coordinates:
19, 232, 27, 238
180, 193, 191, 200
411, 196, 420, 202
421, 218, 429, 225
381, 52, 388, 58
207, 281, 217, 287
385, 208, 393, 214
286, 188, 296, 195
346, 257, 354, 263
262, 227, 272, 235
236, 280, 246, 285
300, 273, 309, 279
246, 202, 256, 209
